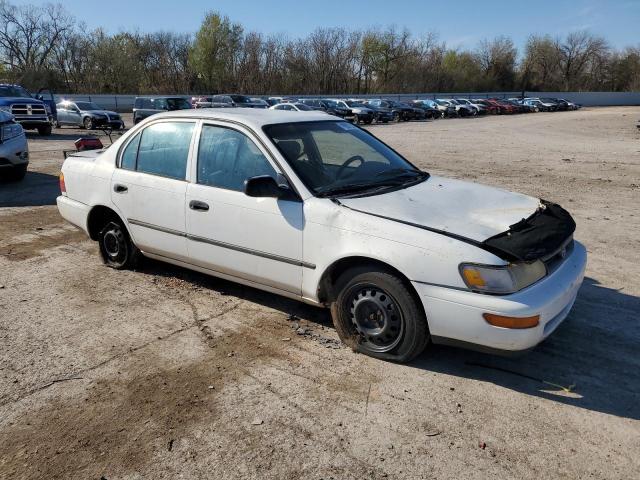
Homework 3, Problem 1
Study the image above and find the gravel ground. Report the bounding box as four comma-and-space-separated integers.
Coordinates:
1, 108, 639, 480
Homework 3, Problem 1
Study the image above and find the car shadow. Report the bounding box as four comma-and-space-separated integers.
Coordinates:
409, 276, 640, 421
134, 259, 640, 421
0, 171, 60, 207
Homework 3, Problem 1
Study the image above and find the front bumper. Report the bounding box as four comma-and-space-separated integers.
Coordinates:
0, 134, 29, 168
413, 241, 587, 353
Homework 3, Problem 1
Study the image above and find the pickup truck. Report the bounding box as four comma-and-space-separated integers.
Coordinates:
0, 84, 55, 136
56, 109, 586, 362
0, 110, 29, 180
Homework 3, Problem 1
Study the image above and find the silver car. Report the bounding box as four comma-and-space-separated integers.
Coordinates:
0, 111, 29, 181
56, 100, 124, 130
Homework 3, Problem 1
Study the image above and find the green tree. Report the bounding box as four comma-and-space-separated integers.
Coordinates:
189, 11, 243, 92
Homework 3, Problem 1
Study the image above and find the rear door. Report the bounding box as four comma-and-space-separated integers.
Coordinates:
185, 122, 304, 294
111, 119, 197, 261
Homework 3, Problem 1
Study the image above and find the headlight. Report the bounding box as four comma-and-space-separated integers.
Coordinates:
459, 261, 546, 294
0, 122, 24, 142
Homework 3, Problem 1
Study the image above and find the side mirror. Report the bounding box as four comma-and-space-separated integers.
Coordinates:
244, 175, 288, 198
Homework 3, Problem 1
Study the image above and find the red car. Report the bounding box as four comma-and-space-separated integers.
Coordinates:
472, 99, 501, 114
487, 98, 519, 114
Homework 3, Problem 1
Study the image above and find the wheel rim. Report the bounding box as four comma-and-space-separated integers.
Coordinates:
347, 284, 404, 353
84, 118, 92, 129
102, 225, 127, 264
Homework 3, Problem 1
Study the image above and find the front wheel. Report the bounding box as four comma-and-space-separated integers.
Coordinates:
331, 268, 429, 362
83, 117, 94, 130
98, 220, 140, 269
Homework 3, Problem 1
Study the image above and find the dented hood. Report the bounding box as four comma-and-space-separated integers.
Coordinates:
340, 175, 541, 243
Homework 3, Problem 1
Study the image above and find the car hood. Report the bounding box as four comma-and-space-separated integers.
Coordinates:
339, 175, 541, 243
0, 97, 44, 105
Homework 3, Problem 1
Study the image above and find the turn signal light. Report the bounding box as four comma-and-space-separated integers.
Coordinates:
59, 172, 66, 194
483, 313, 540, 329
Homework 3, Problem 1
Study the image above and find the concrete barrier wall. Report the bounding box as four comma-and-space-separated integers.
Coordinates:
53, 91, 640, 113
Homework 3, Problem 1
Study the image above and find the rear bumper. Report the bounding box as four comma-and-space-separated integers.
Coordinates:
57, 195, 91, 235
0, 134, 29, 168
413, 241, 587, 353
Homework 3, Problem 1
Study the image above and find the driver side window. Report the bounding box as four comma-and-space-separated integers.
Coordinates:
197, 125, 277, 192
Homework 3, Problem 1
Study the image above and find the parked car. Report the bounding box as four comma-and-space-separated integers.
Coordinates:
298, 99, 326, 111
320, 99, 355, 120
0, 84, 54, 136
433, 100, 458, 117
360, 102, 396, 123
344, 100, 376, 124
57, 109, 586, 362
521, 97, 554, 112
133, 96, 192, 124
56, 100, 124, 130
455, 98, 488, 115
210, 95, 268, 109
366, 100, 419, 121
0, 110, 29, 181
269, 102, 316, 112
191, 96, 213, 108
487, 98, 519, 114
441, 99, 475, 117
471, 99, 501, 115
410, 100, 441, 119
250, 98, 270, 108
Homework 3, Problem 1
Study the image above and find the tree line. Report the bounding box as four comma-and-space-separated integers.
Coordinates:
1, 1, 639, 95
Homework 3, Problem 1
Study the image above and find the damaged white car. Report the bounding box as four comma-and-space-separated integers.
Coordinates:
57, 109, 586, 362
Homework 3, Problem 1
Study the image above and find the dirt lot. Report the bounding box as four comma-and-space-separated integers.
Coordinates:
1, 108, 639, 480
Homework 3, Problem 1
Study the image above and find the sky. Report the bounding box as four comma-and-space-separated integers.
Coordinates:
10, 0, 640, 51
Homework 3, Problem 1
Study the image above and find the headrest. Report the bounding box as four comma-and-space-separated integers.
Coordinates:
277, 140, 302, 160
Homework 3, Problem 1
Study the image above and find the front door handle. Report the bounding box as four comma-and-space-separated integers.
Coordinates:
189, 200, 209, 211
113, 184, 128, 193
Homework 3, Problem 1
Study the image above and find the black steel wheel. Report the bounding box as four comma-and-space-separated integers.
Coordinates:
331, 267, 429, 362
347, 283, 404, 353
98, 221, 139, 269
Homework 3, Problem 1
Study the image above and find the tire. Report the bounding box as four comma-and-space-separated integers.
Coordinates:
331, 267, 429, 363
83, 117, 94, 130
37, 125, 52, 136
392, 112, 400, 123
353, 114, 359, 124
55, 121, 61, 128
6, 164, 27, 182
98, 220, 140, 270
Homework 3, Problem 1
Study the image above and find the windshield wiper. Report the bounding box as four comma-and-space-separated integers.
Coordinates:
374, 168, 429, 180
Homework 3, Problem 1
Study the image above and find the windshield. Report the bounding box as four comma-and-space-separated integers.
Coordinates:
264, 121, 428, 197
294, 103, 312, 111
166, 98, 191, 110
436, 100, 449, 106
0, 85, 32, 98
75, 102, 101, 110
346, 101, 366, 107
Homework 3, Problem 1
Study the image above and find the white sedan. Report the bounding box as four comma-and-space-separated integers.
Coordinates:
269, 102, 315, 112
57, 109, 586, 362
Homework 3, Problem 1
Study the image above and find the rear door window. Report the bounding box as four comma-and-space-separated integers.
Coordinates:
135, 122, 195, 180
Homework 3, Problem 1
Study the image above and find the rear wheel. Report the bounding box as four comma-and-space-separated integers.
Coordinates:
4, 164, 27, 182
98, 220, 140, 269
331, 267, 429, 362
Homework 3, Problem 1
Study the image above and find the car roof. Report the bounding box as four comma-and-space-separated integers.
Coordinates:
152, 108, 336, 128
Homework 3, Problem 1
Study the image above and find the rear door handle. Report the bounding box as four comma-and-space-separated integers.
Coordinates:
113, 184, 128, 193
189, 200, 209, 211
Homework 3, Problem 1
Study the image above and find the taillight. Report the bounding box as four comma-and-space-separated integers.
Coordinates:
59, 172, 66, 194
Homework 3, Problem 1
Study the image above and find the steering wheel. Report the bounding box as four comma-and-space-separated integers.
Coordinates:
336, 155, 365, 180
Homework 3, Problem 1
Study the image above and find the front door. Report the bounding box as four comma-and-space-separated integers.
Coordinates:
186, 122, 304, 295
111, 120, 196, 261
